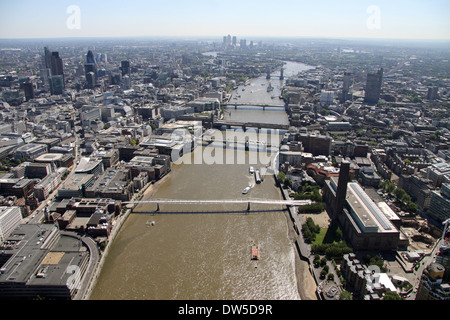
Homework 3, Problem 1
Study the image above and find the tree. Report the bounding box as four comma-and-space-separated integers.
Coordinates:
383, 291, 404, 300
340, 290, 352, 300
406, 202, 418, 214
394, 188, 407, 202
277, 172, 286, 183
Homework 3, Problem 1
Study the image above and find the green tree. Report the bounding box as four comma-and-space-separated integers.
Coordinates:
277, 172, 286, 183
406, 202, 418, 214
383, 291, 404, 300
340, 290, 352, 300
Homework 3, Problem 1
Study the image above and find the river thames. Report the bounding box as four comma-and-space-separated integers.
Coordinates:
89, 60, 314, 300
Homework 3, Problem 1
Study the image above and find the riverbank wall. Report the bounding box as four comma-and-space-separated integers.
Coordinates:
274, 173, 318, 300
82, 179, 156, 300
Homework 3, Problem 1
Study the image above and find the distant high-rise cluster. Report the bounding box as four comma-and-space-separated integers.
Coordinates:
41, 47, 65, 95
222, 34, 261, 50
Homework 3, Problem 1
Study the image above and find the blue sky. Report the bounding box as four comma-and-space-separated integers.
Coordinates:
0, 0, 449, 39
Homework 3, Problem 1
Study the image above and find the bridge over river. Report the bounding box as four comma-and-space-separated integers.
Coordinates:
223, 102, 285, 109
176, 114, 289, 131
125, 198, 312, 213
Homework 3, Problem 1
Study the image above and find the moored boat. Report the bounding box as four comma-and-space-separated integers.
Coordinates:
251, 241, 259, 260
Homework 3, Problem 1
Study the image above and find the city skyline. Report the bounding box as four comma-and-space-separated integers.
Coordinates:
0, 0, 449, 40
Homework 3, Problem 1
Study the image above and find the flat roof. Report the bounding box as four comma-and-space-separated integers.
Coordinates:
329, 176, 398, 234
35, 153, 64, 161
347, 182, 397, 233
60, 174, 93, 190
0, 224, 59, 283
75, 157, 102, 173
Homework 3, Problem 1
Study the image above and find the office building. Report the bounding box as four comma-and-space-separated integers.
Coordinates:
364, 68, 383, 104
43, 47, 52, 69
121, 60, 130, 76
85, 71, 95, 89
85, 168, 133, 201
57, 174, 94, 199
427, 184, 450, 224
33, 172, 62, 201
292, 131, 332, 156
14, 143, 48, 160
50, 51, 64, 77
49, 75, 65, 95
74, 157, 104, 176
0, 206, 22, 242
86, 50, 96, 64
341, 71, 352, 102
23, 81, 34, 101
0, 223, 90, 300
25, 162, 52, 179
427, 162, 450, 188
399, 174, 433, 210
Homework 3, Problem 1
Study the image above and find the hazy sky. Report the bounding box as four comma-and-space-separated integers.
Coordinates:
0, 0, 449, 40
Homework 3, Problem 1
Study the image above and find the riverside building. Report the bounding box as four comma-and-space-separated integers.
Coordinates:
324, 162, 401, 251
0, 224, 90, 300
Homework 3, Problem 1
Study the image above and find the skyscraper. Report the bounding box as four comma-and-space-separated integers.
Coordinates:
23, 81, 34, 101
86, 50, 96, 64
49, 75, 64, 95
121, 60, 130, 76
85, 72, 95, 89
364, 68, 383, 104
341, 71, 352, 102
43, 47, 52, 69
50, 51, 64, 77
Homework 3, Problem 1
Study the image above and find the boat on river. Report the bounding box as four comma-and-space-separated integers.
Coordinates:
254, 169, 261, 184
242, 186, 251, 194
251, 241, 259, 260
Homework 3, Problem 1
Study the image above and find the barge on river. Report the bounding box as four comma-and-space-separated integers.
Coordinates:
251, 241, 260, 260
